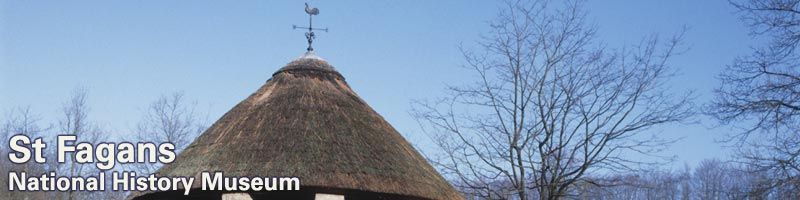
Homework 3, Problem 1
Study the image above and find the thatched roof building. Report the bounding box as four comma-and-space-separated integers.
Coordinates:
130, 52, 463, 200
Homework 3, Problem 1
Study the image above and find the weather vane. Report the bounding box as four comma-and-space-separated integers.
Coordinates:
293, 3, 328, 52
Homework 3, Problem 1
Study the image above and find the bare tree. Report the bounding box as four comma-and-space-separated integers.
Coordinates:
571, 168, 692, 200
0, 107, 55, 200
0, 89, 128, 200
131, 91, 205, 174
565, 158, 800, 200
679, 165, 692, 200
709, 0, 800, 191
411, 0, 693, 199
1, 89, 190, 200
56, 88, 106, 200
692, 160, 733, 199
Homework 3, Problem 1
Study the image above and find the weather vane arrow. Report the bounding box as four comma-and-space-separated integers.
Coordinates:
293, 3, 328, 52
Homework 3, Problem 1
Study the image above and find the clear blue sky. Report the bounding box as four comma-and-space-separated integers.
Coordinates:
1, 0, 754, 169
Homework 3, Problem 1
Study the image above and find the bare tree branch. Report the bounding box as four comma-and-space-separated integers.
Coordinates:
711, 0, 800, 191
412, 1, 693, 199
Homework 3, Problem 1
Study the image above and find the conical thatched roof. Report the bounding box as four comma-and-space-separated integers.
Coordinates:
130, 52, 462, 200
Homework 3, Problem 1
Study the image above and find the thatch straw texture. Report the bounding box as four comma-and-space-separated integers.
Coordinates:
130, 56, 462, 200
